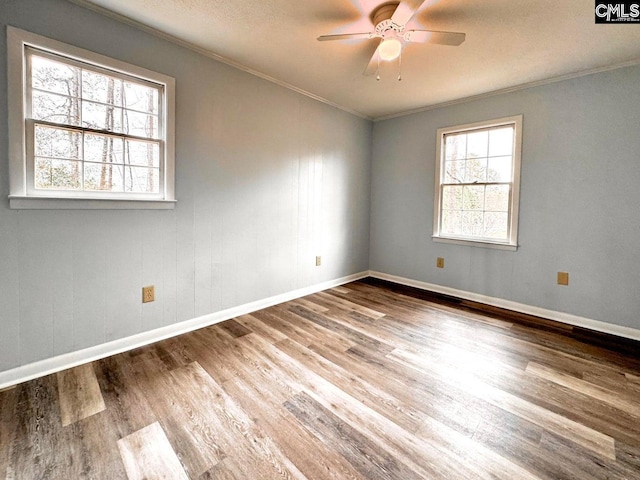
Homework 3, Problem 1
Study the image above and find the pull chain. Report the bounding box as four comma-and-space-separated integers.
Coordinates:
398, 49, 402, 82
376, 53, 381, 81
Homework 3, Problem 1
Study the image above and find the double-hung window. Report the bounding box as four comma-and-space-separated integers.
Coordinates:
8, 27, 175, 209
433, 115, 522, 250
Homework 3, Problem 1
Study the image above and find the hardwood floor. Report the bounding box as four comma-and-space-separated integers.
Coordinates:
2, 278, 640, 479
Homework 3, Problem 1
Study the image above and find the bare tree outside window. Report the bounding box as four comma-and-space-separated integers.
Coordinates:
434, 116, 522, 248
29, 48, 161, 195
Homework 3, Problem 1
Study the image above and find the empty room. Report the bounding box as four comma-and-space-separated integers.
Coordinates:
1, 0, 640, 478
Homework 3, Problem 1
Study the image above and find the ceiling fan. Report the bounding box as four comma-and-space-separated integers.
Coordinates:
317, 0, 465, 76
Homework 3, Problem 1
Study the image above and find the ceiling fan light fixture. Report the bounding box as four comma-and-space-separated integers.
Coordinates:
378, 38, 402, 61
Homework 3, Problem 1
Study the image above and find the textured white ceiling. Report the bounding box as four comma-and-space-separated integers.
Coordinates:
77, 0, 640, 119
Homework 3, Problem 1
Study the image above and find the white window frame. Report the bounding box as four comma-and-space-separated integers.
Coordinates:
433, 115, 522, 251
7, 26, 176, 209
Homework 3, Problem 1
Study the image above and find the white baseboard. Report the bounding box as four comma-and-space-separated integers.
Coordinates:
4, 269, 637, 389
0, 271, 369, 390
369, 271, 640, 343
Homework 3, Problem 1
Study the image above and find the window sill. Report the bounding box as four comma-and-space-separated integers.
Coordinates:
432, 235, 518, 251
9, 195, 177, 210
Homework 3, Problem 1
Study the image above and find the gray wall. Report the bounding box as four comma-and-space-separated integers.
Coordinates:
370, 65, 640, 329
0, 0, 372, 373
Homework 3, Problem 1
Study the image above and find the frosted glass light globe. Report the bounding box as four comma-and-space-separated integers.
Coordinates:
378, 38, 402, 61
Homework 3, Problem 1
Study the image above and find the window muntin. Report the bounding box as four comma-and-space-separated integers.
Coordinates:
433, 116, 522, 249
26, 48, 163, 197
7, 26, 175, 209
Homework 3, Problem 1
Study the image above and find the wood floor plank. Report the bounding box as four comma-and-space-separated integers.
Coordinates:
288, 297, 330, 313
272, 304, 357, 353
185, 327, 247, 382
389, 347, 617, 461
251, 308, 315, 348
217, 318, 253, 338
3, 279, 640, 479
310, 291, 386, 318
312, 341, 492, 438
219, 346, 366, 479
538, 431, 639, 480
278, 338, 427, 434
8, 376, 72, 478
329, 286, 352, 294
338, 284, 515, 331
221, 379, 363, 480
287, 304, 393, 352
233, 313, 289, 344
62, 408, 128, 479
117, 421, 189, 480
151, 336, 195, 371
284, 391, 426, 480
304, 308, 396, 354
93, 354, 158, 439
406, 339, 640, 446
526, 362, 640, 418
625, 372, 640, 383
127, 355, 225, 477
170, 361, 308, 480
0, 388, 18, 480
240, 333, 526, 480
57, 363, 106, 427
582, 371, 640, 398
472, 417, 582, 480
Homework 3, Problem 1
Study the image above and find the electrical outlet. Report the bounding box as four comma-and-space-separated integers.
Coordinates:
142, 285, 155, 303
316, 256, 322, 267
437, 257, 445, 268
557, 272, 569, 286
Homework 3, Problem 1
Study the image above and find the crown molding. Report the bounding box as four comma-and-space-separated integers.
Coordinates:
64, 0, 640, 124
65, 0, 372, 120
374, 57, 640, 122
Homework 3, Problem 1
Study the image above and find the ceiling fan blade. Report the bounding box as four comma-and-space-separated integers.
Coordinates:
363, 43, 381, 76
391, 0, 427, 27
317, 32, 374, 41
404, 30, 466, 46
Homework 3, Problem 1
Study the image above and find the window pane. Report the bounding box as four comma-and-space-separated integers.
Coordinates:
462, 185, 484, 210
125, 166, 159, 193
484, 212, 508, 239
35, 125, 81, 159
442, 209, 462, 235
485, 185, 510, 212
32, 91, 80, 125
82, 101, 123, 132
466, 130, 488, 158
84, 162, 125, 192
489, 127, 513, 157
442, 185, 463, 210
18, 37, 173, 202
82, 70, 122, 106
436, 117, 520, 245
35, 158, 81, 190
487, 156, 512, 182
84, 134, 124, 164
462, 211, 483, 236
444, 160, 465, 183
125, 140, 160, 167
464, 157, 487, 183
124, 111, 159, 139
124, 82, 159, 114
445, 134, 466, 160
31, 55, 81, 97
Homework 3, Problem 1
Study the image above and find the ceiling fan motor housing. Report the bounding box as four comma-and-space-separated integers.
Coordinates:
373, 2, 403, 36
